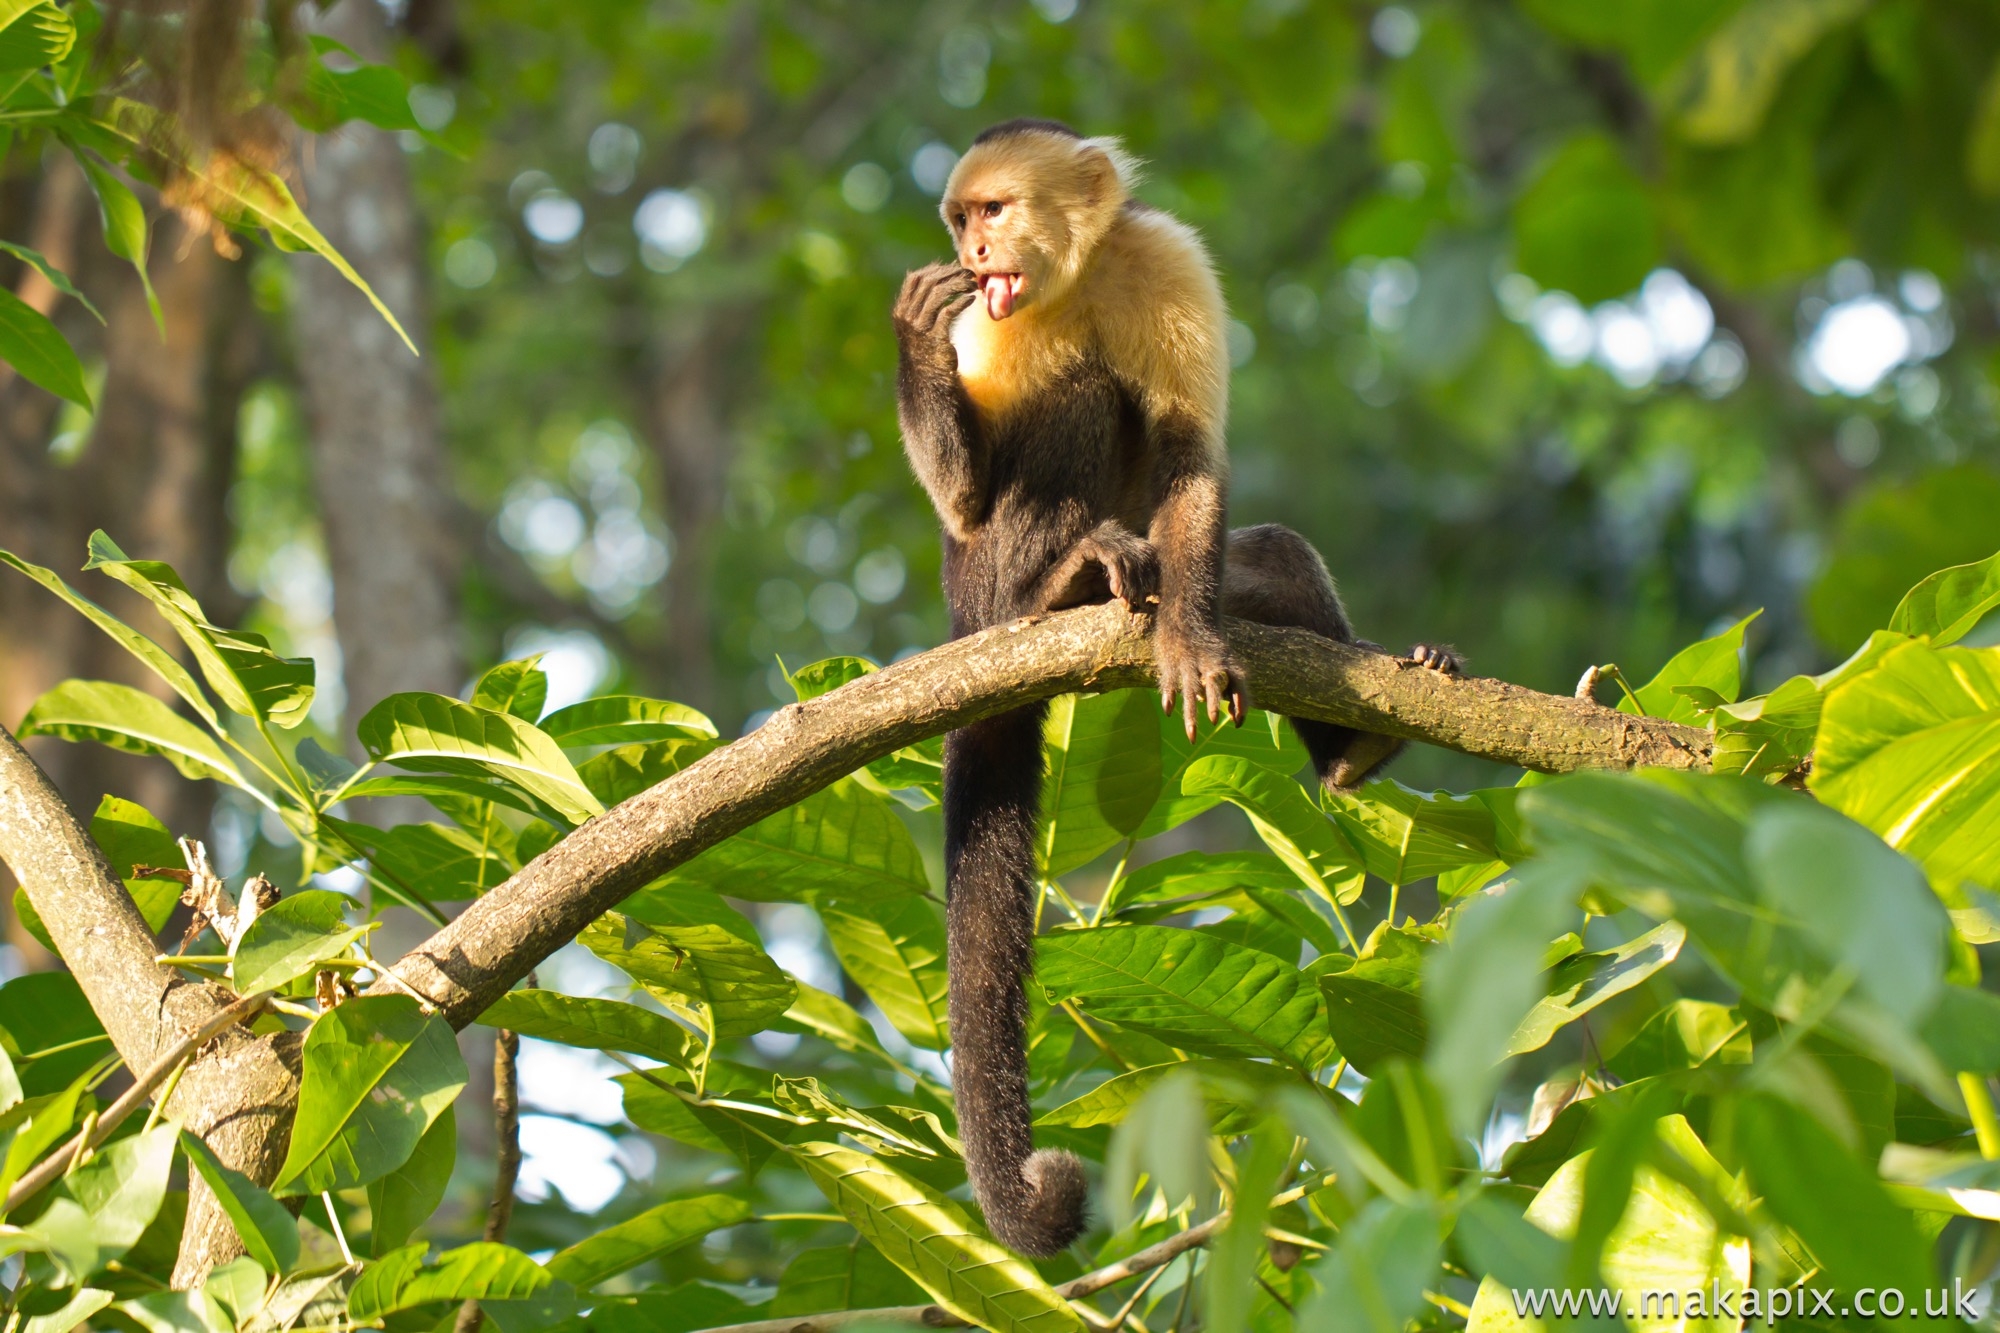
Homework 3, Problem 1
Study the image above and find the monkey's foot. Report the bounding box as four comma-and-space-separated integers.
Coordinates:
1408, 643, 1462, 675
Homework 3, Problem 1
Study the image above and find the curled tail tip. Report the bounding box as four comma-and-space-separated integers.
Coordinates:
988, 1149, 1089, 1257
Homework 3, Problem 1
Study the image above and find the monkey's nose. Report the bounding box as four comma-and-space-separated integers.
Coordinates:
975, 244, 989, 260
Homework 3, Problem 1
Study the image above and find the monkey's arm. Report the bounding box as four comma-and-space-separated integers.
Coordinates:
1148, 411, 1244, 736
894, 264, 988, 525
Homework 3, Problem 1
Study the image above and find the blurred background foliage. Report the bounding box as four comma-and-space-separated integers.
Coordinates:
7, 0, 2000, 1290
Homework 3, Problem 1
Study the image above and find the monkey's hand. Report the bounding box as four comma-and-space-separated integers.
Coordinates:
1075, 522, 1159, 611
1155, 620, 1246, 740
893, 263, 977, 362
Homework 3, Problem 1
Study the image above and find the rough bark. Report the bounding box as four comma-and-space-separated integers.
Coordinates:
0, 725, 300, 1289
290, 0, 462, 729
372, 603, 1711, 1028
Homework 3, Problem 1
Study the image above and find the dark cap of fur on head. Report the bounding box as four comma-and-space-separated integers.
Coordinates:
971, 117, 1081, 145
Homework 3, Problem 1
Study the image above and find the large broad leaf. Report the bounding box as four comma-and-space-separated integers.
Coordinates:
20, 680, 247, 790
787, 1140, 1085, 1333
348, 1242, 551, 1322
469, 657, 548, 722
1321, 958, 1428, 1077
1812, 640, 2000, 902
544, 1195, 750, 1288
1038, 690, 1163, 876
656, 778, 927, 903
1506, 921, 1686, 1057
1465, 1116, 1748, 1333
1604, 1000, 1750, 1082
787, 657, 943, 800
1036, 1057, 1292, 1134
577, 738, 718, 807
539, 695, 717, 746
580, 914, 796, 1039
1038, 924, 1333, 1069
1735, 1094, 1935, 1298
21, 1288, 112, 1333
357, 692, 602, 826
1134, 708, 1309, 840
275, 995, 467, 1195
327, 818, 512, 902
26, 1122, 178, 1277
84, 533, 315, 727
616, 1066, 785, 1175
479, 990, 699, 1068
1324, 780, 1521, 886
816, 896, 949, 1050
1182, 755, 1365, 909
1298, 1197, 1441, 1333
1891, 551, 2000, 645
0, 2, 73, 70
0, 973, 106, 1096
0, 547, 214, 725
0, 285, 88, 407
1618, 611, 1758, 725
366, 1108, 455, 1257
772, 1242, 927, 1317
180, 1134, 300, 1275
230, 890, 373, 995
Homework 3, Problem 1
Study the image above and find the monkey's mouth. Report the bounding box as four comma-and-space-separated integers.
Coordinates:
980, 272, 1025, 320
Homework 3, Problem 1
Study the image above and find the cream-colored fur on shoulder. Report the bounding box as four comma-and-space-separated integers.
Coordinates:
950, 200, 1229, 451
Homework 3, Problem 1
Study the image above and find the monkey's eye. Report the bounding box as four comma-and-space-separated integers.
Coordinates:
953, 212, 967, 228
983, 200, 1004, 218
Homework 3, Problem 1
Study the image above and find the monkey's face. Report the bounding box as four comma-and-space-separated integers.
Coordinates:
945, 195, 1047, 321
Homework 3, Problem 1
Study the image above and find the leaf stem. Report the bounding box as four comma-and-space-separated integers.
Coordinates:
1961, 1072, 2000, 1159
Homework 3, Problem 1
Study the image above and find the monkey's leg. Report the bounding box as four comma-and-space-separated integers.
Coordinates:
943, 704, 1088, 1256
1222, 524, 1460, 790
1027, 519, 1160, 612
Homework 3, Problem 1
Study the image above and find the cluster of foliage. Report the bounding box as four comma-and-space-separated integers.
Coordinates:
4, 528, 2000, 1333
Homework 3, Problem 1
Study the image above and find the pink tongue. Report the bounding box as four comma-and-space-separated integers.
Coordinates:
983, 275, 1017, 320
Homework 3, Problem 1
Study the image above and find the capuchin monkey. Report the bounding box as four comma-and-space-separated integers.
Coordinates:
892, 118, 1458, 1256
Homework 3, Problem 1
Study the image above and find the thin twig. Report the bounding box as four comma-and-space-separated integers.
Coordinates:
4, 990, 272, 1213
455, 1023, 524, 1333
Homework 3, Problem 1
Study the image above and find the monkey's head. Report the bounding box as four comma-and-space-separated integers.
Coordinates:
941, 119, 1138, 320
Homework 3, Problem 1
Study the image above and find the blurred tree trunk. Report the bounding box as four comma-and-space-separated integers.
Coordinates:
0, 160, 258, 933
641, 317, 730, 715
290, 0, 463, 730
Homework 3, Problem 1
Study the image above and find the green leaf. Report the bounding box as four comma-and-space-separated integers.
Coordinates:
577, 737, 718, 806
1320, 961, 1429, 1077
84, 532, 316, 727
0, 973, 106, 1096
772, 1242, 927, 1317
657, 777, 928, 903
1133, 707, 1308, 840
778, 982, 905, 1068
1038, 690, 1162, 877
1669, 0, 1869, 144
1746, 801, 1947, 1025
470, 656, 548, 722
579, 1284, 754, 1333
1604, 1000, 1750, 1081
1038, 924, 1334, 1069
817, 896, 949, 1050
105, 98, 416, 353
116, 1289, 224, 1333
1506, 921, 1685, 1057
1182, 755, 1365, 908
302, 37, 422, 133
545, 1194, 751, 1288
74, 155, 162, 332
1036, 1057, 1293, 1132
44, 1122, 178, 1270
180, 1133, 299, 1274
1465, 1115, 1747, 1333
1735, 1093, 1932, 1297
0, 285, 88, 407
478, 990, 699, 1068
1891, 550, 2000, 645
580, 915, 796, 1039
366, 1107, 454, 1256
275, 995, 467, 1195
616, 1067, 783, 1174
338, 772, 555, 823
1513, 133, 1660, 304
539, 695, 717, 745
16, 794, 185, 953
1105, 1068, 1213, 1223
787, 1140, 1086, 1332
357, 692, 603, 825
22, 1287, 112, 1333
349, 1241, 551, 1322
1812, 641, 2000, 900
1324, 780, 1520, 886
230, 890, 372, 996
0, 547, 216, 725
1299, 1197, 1441, 1333
0, 241, 100, 322
1809, 467, 2000, 653
327, 818, 512, 902
20, 680, 247, 789
0, 3, 73, 70
1619, 611, 1759, 724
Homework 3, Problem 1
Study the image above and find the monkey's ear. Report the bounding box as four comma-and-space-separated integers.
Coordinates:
1074, 143, 1127, 209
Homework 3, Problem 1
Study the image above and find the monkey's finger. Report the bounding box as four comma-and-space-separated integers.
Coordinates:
1202, 672, 1224, 725
1181, 673, 1201, 742
1228, 679, 1248, 727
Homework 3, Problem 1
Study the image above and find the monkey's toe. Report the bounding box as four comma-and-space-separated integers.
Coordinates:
1409, 643, 1462, 675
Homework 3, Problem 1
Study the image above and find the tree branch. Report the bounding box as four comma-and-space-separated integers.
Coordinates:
371, 603, 1710, 1029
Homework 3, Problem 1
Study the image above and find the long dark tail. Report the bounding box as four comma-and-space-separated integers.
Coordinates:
943, 703, 1088, 1257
